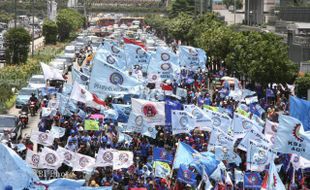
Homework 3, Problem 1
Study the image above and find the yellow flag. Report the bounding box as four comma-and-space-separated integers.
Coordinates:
236, 108, 250, 118
203, 105, 219, 112
84, 119, 99, 131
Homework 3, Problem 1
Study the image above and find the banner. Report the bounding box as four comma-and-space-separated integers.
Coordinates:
72, 153, 95, 172
94, 48, 127, 70
208, 127, 235, 151
126, 112, 144, 133
274, 115, 310, 159
245, 96, 258, 105
131, 98, 166, 126
147, 47, 180, 81
204, 108, 232, 132
153, 147, 174, 164
246, 141, 274, 172
56, 146, 76, 167
244, 172, 262, 189
112, 151, 134, 170
184, 104, 213, 131
154, 161, 171, 179
50, 126, 66, 138
40, 147, 64, 170
88, 59, 142, 96
112, 104, 131, 123
124, 44, 150, 71
290, 96, 310, 131
95, 148, 115, 167
26, 149, 42, 168
84, 119, 99, 131
232, 113, 259, 138
177, 164, 197, 187
30, 131, 54, 146
238, 127, 270, 152
171, 110, 196, 135
179, 45, 206, 70
72, 68, 89, 86
70, 82, 93, 104
165, 99, 183, 126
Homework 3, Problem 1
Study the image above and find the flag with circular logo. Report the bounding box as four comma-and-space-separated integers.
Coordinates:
95, 148, 115, 167
112, 150, 134, 170
30, 131, 54, 146
171, 110, 196, 135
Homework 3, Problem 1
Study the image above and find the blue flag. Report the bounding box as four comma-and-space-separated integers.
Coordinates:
177, 164, 197, 187
266, 88, 275, 98
72, 68, 89, 86
173, 142, 199, 169
112, 104, 131, 122
88, 57, 143, 97
165, 99, 182, 126
244, 172, 262, 189
179, 45, 207, 70
95, 48, 127, 70
290, 96, 310, 131
249, 103, 265, 117
147, 47, 180, 81
153, 147, 174, 164
190, 151, 220, 176
102, 41, 126, 64
124, 44, 151, 71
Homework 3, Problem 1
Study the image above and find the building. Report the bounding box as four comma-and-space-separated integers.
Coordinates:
279, 0, 310, 22
47, 0, 57, 21
244, 0, 264, 25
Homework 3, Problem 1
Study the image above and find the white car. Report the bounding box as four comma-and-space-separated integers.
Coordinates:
28, 75, 46, 89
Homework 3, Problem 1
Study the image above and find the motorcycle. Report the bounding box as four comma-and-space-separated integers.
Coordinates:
29, 101, 36, 116
19, 111, 28, 128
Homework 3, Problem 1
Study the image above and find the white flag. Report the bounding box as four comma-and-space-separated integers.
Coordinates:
290, 154, 310, 170
184, 104, 212, 131
204, 108, 232, 132
208, 127, 235, 151
237, 128, 270, 152
50, 126, 66, 138
245, 96, 258, 105
246, 141, 274, 172
95, 148, 115, 167
171, 110, 196, 135
56, 146, 76, 167
142, 125, 158, 139
131, 98, 165, 125
30, 131, 54, 146
26, 149, 42, 168
72, 153, 95, 172
264, 119, 278, 136
41, 147, 64, 170
232, 113, 259, 138
70, 81, 93, 104
40, 62, 64, 81
112, 150, 134, 170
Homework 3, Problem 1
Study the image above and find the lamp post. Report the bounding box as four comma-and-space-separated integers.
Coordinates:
31, 0, 34, 56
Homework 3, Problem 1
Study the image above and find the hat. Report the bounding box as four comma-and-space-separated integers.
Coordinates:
78, 126, 84, 131
160, 178, 167, 184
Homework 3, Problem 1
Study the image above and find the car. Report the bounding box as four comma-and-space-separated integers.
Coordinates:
56, 54, 75, 64
15, 87, 40, 108
0, 115, 19, 133
63, 52, 76, 62
50, 61, 68, 75
28, 75, 46, 89
64, 45, 76, 54
53, 58, 73, 71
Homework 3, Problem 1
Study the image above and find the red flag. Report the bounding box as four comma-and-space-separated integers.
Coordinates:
261, 172, 268, 190
92, 94, 106, 106
123, 37, 145, 49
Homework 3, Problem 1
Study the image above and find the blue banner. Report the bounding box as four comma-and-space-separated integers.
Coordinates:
290, 96, 310, 131
179, 45, 207, 70
112, 104, 131, 123
173, 142, 199, 169
177, 164, 197, 187
165, 99, 182, 126
153, 147, 174, 164
72, 68, 89, 86
244, 172, 262, 189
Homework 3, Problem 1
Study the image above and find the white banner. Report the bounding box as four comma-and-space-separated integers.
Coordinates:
30, 131, 54, 146
56, 146, 76, 167
26, 150, 42, 169
184, 104, 212, 131
232, 113, 259, 138
208, 127, 235, 151
237, 128, 270, 151
112, 151, 134, 170
72, 153, 95, 172
171, 110, 196, 135
95, 149, 115, 167
40, 147, 64, 170
204, 109, 232, 132
70, 81, 93, 104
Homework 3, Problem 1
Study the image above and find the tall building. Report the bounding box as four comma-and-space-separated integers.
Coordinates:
279, 0, 310, 22
244, 0, 264, 25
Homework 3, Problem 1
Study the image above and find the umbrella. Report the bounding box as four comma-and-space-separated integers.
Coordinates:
90, 114, 104, 120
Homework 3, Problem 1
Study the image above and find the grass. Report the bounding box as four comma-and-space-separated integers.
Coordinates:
5, 95, 16, 110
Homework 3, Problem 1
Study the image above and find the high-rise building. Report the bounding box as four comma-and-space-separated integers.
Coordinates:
244, 0, 264, 25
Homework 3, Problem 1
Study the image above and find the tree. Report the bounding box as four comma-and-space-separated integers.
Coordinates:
223, 0, 243, 10
4, 27, 31, 64
0, 12, 12, 23
168, 13, 193, 44
56, 8, 84, 41
42, 19, 58, 44
295, 73, 310, 98
168, 0, 195, 18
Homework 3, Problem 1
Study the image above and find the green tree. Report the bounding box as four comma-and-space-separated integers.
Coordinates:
295, 73, 310, 98
42, 19, 58, 44
168, 13, 193, 44
0, 12, 12, 23
223, 0, 243, 10
168, 0, 195, 18
56, 8, 84, 41
4, 27, 31, 64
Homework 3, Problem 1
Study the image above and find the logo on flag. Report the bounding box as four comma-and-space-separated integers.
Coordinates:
161, 53, 170, 61
293, 124, 304, 142
119, 153, 129, 163
242, 120, 252, 130
135, 115, 143, 126
64, 152, 73, 161
179, 116, 189, 128
136, 47, 145, 55
271, 124, 278, 133
183, 169, 192, 180
212, 116, 221, 127
192, 109, 203, 119
32, 154, 40, 165
103, 151, 113, 162
38, 133, 48, 143
79, 157, 89, 168
107, 55, 116, 64
45, 153, 57, 164
142, 103, 157, 117
109, 72, 124, 85
160, 63, 171, 71
254, 150, 268, 165
189, 48, 198, 56
160, 150, 167, 159
151, 74, 158, 80
217, 134, 227, 144
111, 45, 120, 53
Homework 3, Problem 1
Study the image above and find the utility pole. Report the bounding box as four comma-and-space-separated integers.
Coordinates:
31, 0, 35, 56
200, 0, 203, 15
234, 0, 236, 24
247, 0, 250, 25
84, 0, 87, 28
14, 0, 17, 28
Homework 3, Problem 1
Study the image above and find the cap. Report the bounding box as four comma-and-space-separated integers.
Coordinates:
160, 178, 167, 184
